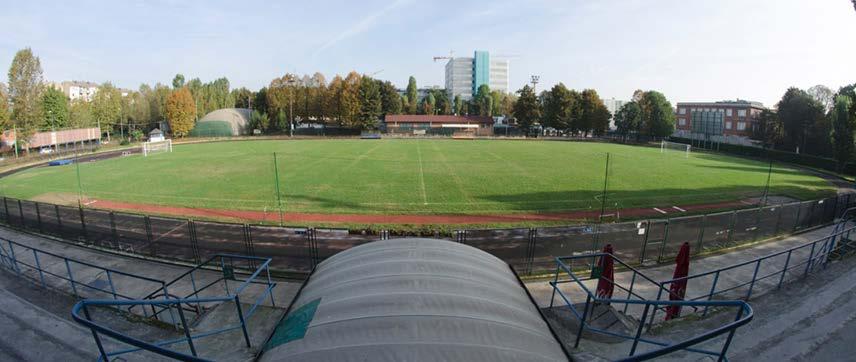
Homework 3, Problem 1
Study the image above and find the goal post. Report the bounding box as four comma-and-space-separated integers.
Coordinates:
142, 139, 173, 157
661, 140, 691, 157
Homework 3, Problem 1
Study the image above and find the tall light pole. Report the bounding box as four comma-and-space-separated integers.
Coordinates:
530, 75, 540, 93
286, 76, 297, 137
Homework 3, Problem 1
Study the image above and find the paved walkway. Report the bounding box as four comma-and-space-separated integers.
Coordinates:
526, 223, 844, 320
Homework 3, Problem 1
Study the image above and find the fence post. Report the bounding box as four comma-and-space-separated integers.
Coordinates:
657, 220, 671, 263
703, 271, 720, 316
35, 202, 43, 233
778, 250, 793, 289
574, 294, 592, 348
7, 240, 20, 275
636, 220, 649, 264
109, 212, 119, 248
17, 199, 24, 227
144, 216, 154, 256
807, 202, 816, 228
793, 202, 803, 231
746, 259, 762, 300
234, 295, 252, 348
3, 197, 9, 224
188, 220, 200, 264
752, 207, 763, 241
696, 215, 707, 254
726, 211, 737, 245
78, 206, 88, 241
804, 242, 816, 277
773, 204, 784, 235
32, 249, 46, 287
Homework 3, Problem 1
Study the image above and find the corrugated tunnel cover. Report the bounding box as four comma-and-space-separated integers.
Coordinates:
261, 238, 568, 362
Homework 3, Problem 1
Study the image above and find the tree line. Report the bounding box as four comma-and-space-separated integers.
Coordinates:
753, 84, 856, 170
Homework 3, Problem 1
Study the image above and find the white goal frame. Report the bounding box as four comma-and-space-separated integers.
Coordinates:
142, 139, 173, 157
661, 140, 691, 157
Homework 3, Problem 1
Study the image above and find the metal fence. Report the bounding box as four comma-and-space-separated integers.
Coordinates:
0, 194, 852, 277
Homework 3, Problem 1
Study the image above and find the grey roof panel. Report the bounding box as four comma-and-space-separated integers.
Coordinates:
261, 238, 568, 362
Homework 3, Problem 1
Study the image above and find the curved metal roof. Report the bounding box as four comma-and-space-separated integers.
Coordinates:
197, 108, 250, 135
261, 238, 568, 362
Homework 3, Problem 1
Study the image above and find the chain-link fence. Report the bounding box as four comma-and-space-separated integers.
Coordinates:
0, 193, 851, 277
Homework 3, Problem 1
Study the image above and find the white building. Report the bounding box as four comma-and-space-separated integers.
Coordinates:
602, 98, 628, 130
52, 81, 99, 102
444, 51, 509, 101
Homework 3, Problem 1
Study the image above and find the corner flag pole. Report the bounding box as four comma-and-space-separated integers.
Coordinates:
273, 152, 284, 226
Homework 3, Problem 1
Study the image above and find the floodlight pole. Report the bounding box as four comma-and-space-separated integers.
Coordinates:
273, 152, 284, 226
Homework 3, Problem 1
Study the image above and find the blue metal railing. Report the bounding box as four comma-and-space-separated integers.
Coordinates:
71, 254, 277, 361
0, 236, 168, 319
550, 253, 753, 361
656, 215, 856, 323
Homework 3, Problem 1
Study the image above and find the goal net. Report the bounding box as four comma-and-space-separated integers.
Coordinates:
142, 139, 172, 157
661, 140, 691, 157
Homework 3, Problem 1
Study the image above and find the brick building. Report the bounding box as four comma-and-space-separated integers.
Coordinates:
673, 100, 766, 144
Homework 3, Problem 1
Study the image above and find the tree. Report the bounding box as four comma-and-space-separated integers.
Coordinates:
231, 87, 253, 109
614, 102, 641, 140
68, 99, 94, 128
249, 110, 270, 132
165, 87, 196, 137
340, 72, 362, 127
638, 91, 675, 138
0, 85, 9, 129
454, 95, 464, 115
7, 48, 44, 142
472, 84, 493, 116
41, 87, 69, 129
831, 94, 854, 171
405, 76, 418, 114
752, 109, 781, 148
579, 89, 606, 136
807, 85, 834, 113
172, 74, 185, 89
357, 76, 382, 129
274, 110, 287, 131
541, 83, 575, 133
91, 83, 123, 139
512, 85, 540, 135
379, 80, 402, 115
777, 87, 825, 153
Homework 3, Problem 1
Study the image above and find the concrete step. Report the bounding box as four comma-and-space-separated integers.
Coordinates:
189, 300, 286, 361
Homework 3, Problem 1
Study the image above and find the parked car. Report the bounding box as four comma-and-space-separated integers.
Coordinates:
39, 147, 54, 154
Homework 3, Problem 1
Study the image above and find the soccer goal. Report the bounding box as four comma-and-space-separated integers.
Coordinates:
661, 140, 691, 157
142, 139, 172, 157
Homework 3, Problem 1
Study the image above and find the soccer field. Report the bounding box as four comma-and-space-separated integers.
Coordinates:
0, 139, 836, 216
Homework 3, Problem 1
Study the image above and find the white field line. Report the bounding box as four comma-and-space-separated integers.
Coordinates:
152, 222, 187, 243
672, 206, 687, 212
653, 207, 668, 214
416, 142, 428, 205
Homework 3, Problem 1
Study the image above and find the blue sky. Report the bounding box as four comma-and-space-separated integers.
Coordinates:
1, 0, 854, 106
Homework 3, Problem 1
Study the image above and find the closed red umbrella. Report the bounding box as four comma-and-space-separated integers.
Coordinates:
595, 244, 615, 300
665, 242, 691, 320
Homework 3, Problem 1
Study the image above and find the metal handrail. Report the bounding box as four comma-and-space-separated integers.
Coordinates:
71, 254, 277, 361
550, 253, 753, 361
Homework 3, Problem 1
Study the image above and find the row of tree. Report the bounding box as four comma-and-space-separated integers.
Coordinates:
512, 84, 670, 138
753, 84, 856, 169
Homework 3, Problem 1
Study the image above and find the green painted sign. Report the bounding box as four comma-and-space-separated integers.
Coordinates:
265, 298, 321, 351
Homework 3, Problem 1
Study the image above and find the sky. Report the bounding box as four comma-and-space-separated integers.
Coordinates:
1, 0, 854, 106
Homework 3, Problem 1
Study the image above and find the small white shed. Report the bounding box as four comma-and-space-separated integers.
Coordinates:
149, 128, 165, 142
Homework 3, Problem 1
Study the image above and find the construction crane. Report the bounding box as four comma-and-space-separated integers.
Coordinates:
432, 50, 454, 62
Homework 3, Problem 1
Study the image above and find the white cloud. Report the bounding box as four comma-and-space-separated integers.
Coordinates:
313, 0, 412, 56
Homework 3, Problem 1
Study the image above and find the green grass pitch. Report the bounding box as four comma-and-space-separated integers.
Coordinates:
0, 139, 835, 215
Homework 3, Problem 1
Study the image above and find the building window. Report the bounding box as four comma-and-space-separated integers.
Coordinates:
679, 108, 686, 115
738, 109, 747, 117
691, 108, 697, 112
726, 121, 732, 129
737, 122, 746, 131
679, 118, 686, 126
726, 109, 733, 116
